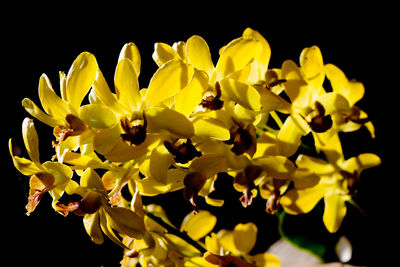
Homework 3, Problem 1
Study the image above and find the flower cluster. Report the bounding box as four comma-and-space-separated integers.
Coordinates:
10, 28, 380, 266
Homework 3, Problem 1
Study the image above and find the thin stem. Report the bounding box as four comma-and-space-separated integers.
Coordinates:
145, 212, 207, 254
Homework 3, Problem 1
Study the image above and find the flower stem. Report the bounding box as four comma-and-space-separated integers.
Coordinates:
146, 212, 207, 254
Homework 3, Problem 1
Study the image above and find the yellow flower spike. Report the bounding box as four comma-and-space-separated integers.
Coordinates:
180, 210, 217, 241
118, 42, 141, 76
233, 222, 258, 254
114, 58, 142, 111
186, 35, 214, 78
66, 52, 98, 114
38, 74, 69, 120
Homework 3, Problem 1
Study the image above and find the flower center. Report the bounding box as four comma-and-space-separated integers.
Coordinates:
120, 115, 147, 146
200, 82, 224, 110
53, 114, 87, 143
308, 101, 332, 133
164, 139, 202, 164
183, 172, 207, 213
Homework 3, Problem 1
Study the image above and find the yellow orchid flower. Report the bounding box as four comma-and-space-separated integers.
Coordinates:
324, 63, 375, 137
55, 168, 146, 248
9, 118, 73, 215
204, 222, 281, 267
22, 52, 98, 161
280, 134, 381, 232
91, 42, 195, 162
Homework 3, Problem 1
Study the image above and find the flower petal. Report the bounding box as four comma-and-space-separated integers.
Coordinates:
149, 145, 174, 184
325, 63, 364, 106
189, 154, 226, 178
79, 104, 117, 129
146, 107, 194, 138
342, 153, 381, 174
152, 42, 181, 67
9, 139, 41, 175
80, 168, 106, 193
104, 206, 145, 239
22, 98, 63, 127
280, 184, 327, 215
38, 74, 69, 119
252, 155, 295, 179
219, 78, 262, 111
118, 42, 141, 76
114, 58, 141, 111
144, 60, 192, 108
174, 68, 208, 116
192, 116, 231, 140
22, 118, 41, 167
233, 222, 258, 254
323, 193, 350, 233
212, 37, 262, 82
296, 154, 335, 175
93, 70, 125, 114
180, 210, 217, 241
186, 35, 214, 77
277, 114, 310, 157
66, 52, 98, 113
300, 46, 325, 90
83, 213, 104, 244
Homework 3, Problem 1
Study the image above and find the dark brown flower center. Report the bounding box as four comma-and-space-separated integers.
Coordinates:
120, 115, 147, 146
200, 82, 224, 110
164, 139, 202, 164
308, 101, 332, 133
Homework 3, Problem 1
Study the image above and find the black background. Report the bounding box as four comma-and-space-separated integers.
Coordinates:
3, 4, 396, 266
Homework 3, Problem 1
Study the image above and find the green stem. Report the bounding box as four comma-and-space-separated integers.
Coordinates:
146, 212, 207, 254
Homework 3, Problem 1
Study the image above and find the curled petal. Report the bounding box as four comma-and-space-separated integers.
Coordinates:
118, 42, 141, 76
66, 52, 98, 113
22, 118, 41, 167
38, 74, 69, 119
323, 193, 350, 233
83, 212, 104, 244
22, 98, 62, 127
186, 35, 214, 77
152, 42, 181, 67
180, 210, 217, 241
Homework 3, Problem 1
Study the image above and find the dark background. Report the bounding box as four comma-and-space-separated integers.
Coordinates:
3, 4, 396, 266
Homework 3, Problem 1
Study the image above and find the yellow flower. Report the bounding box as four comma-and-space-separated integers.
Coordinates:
91, 42, 194, 162
9, 118, 73, 215
56, 168, 146, 247
204, 222, 281, 267
280, 134, 381, 232
22, 52, 98, 161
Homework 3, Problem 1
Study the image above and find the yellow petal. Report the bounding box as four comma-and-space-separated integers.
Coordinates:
144, 60, 191, 108
212, 37, 262, 83
146, 106, 194, 138
93, 70, 125, 114
252, 155, 295, 179
114, 58, 141, 111
300, 46, 325, 89
104, 206, 145, 239
22, 118, 41, 167
281, 59, 310, 108
180, 210, 217, 241
316, 92, 350, 115
186, 35, 214, 77
9, 138, 41, 175
83, 213, 104, 244
152, 42, 181, 67
118, 42, 141, 76
323, 193, 350, 233
22, 98, 63, 127
80, 168, 106, 192
66, 52, 98, 113
280, 184, 327, 214
233, 222, 258, 254
252, 253, 281, 267
291, 168, 320, 189
149, 145, 174, 184
296, 154, 335, 175
277, 115, 310, 157
217, 230, 237, 253
174, 68, 208, 116
189, 154, 226, 178
342, 153, 381, 173
219, 78, 262, 111
325, 63, 364, 106
192, 116, 231, 140
38, 74, 69, 119
242, 28, 271, 80
79, 104, 117, 129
